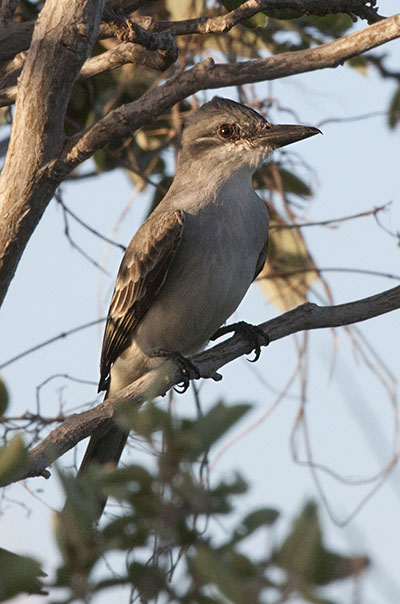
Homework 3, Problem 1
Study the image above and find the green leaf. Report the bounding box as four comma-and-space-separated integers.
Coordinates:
55, 469, 104, 574
0, 547, 46, 600
279, 167, 313, 198
243, 507, 280, 529
195, 596, 225, 604
254, 164, 312, 198
388, 85, 400, 129
276, 501, 324, 582
276, 501, 369, 588
212, 473, 248, 498
128, 562, 167, 599
229, 507, 279, 545
262, 7, 303, 20
0, 377, 9, 416
220, 0, 243, 10
184, 401, 251, 458
347, 56, 369, 76
102, 463, 156, 512
118, 401, 172, 438
243, 12, 267, 29
297, 14, 353, 38
194, 546, 249, 604
0, 435, 27, 486
101, 514, 149, 549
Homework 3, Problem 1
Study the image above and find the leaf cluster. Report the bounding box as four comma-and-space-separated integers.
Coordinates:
0, 402, 369, 603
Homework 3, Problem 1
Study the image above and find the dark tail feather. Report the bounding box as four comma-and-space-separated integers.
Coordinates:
62, 385, 128, 521
77, 417, 128, 520
78, 424, 128, 475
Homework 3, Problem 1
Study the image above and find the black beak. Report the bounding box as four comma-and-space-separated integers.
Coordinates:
260, 124, 322, 149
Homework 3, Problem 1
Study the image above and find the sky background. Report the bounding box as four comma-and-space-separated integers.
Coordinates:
1, 2, 400, 602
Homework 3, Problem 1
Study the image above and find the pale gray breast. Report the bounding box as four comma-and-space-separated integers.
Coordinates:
135, 194, 268, 355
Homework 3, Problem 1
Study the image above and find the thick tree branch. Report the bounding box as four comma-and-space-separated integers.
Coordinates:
1, 12, 399, 308
0, 0, 383, 63
0, 0, 386, 102
0, 0, 105, 306
80, 39, 177, 79
149, 0, 383, 36
3, 284, 399, 486
58, 13, 400, 174
0, 1, 146, 61
0, 40, 177, 107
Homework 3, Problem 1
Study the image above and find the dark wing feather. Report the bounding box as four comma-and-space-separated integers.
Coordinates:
98, 210, 185, 392
253, 239, 268, 281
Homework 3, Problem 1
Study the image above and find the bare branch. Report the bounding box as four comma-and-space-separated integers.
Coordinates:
0, 84, 16, 107
0, 50, 26, 89
367, 53, 400, 80
261, 266, 400, 281
0, 1, 147, 62
0, 40, 177, 107
55, 193, 126, 251
0, 318, 106, 371
150, 0, 383, 36
3, 284, 400, 485
59, 14, 400, 176
1, 11, 400, 308
0, 0, 105, 306
80, 38, 177, 78
271, 203, 391, 230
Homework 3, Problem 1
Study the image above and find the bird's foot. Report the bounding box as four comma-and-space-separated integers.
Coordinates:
153, 349, 201, 393
211, 321, 269, 362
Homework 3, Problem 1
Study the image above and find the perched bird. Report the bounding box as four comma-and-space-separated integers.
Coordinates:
79, 97, 320, 483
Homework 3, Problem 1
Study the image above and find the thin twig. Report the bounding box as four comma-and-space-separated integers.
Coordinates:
0, 318, 106, 370
56, 192, 126, 252
260, 266, 400, 282
270, 203, 390, 230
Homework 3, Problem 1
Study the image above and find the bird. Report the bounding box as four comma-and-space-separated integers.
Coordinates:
78, 96, 320, 489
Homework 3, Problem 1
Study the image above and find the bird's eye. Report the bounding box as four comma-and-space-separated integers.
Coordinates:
218, 124, 235, 139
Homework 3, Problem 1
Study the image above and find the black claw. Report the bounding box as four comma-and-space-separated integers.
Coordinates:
211, 321, 268, 362
174, 380, 190, 394
248, 347, 261, 363
154, 349, 200, 393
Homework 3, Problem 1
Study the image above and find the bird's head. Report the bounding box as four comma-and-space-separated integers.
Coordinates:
180, 96, 321, 174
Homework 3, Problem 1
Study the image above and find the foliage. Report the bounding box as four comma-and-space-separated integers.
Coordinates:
0, 401, 368, 602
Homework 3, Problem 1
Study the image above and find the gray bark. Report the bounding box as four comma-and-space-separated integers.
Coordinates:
2, 284, 399, 485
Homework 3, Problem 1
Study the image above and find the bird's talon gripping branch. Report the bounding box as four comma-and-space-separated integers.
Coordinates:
212, 321, 269, 362
154, 350, 200, 393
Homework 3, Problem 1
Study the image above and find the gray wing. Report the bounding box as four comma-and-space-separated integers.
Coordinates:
99, 209, 185, 392
253, 239, 268, 281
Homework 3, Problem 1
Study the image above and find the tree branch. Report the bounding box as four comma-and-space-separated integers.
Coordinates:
3, 284, 399, 486
57, 13, 400, 175
0, 0, 105, 307
1, 11, 399, 309
80, 38, 177, 79
0, 40, 177, 107
0, 1, 147, 61
149, 0, 383, 36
